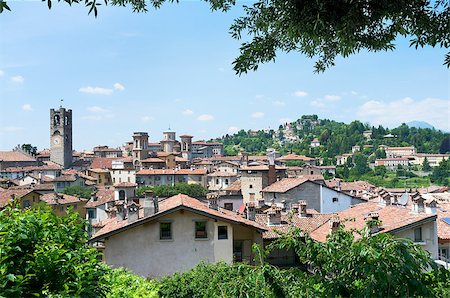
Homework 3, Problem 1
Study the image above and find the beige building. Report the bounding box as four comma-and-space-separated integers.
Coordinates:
383, 146, 417, 158
409, 153, 449, 167
374, 158, 410, 170
41, 192, 88, 218
240, 165, 287, 204
89, 194, 265, 278
136, 168, 207, 188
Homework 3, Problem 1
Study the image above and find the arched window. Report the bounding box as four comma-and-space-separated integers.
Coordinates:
249, 184, 253, 189
64, 116, 69, 125
119, 190, 126, 200
54, 115, 60, 126
225, 179, 229, 185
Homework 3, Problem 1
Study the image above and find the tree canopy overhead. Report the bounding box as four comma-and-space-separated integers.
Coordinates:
1, 0, 449, 74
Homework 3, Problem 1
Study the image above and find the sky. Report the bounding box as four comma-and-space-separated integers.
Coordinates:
0, 1, 449, 151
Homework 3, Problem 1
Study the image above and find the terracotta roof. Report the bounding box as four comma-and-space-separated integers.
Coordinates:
310, 202, 436, 242
194, 160, 213, 165
40, 193, 87, 205
89, 168, 110, 174
276, 154, 316, 161
136, 168, 207, 175
156, 152, 180, 157
255, 212, 333, 239
175, 157, 189, 162
114, 182, 137, 188
91, 157, 122, 169
437, 208, 450, 240
52, 174, 78, 182
207, 171, 238, 177
0, 163, 62, 173
90, 194, 266, 242
33, 183, 54, 191
262, 177, 309, 193
179, 134, 193, 138
0, 151, 36, 162
209, 156, 241, 162
0, 189, 34, 207
225, 180, 241, 192
85, 188, 115, 208
141, 158, 165, 163
241, 165, 286, 171
329, 180, 375, 192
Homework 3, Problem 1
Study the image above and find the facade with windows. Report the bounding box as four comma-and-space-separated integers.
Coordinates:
89, 194, 265, 278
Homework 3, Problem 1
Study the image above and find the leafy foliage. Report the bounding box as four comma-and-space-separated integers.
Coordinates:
430, 159, 450, 186
20, 144, 37, 155
136, 183, 207, 198
105, 268, 159, 298
62, 184, 93, 199
0, 202, 108, 297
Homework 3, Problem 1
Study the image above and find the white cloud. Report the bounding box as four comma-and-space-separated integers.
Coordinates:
0, 126, 24, 133
310, 100, 325, 108
197, 114, 214, 121
324, 95, 341, 101
11, 75, 24, 83
293, 90, 308, 97
87, 106, 110, 113
273, 100, 286, 107
357, 97, 450, 131
22, 104, 32, 111
228, 126, 239, 134
113, 83, 125, 91
279, 118, 292, 124
141, 116, 154, 122
0, 70, 4, 77
182, 109, 194, 116
251, 112, 265, 118
79, 86, 113, 95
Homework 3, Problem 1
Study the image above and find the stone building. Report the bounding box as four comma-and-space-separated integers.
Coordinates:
50, 107, 73, 169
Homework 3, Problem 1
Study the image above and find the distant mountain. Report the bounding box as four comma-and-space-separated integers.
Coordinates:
406, 121, 435, 130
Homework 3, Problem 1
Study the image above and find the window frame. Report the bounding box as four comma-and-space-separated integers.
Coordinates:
414, 227, 423, 242
218, 225, 228, 240
195, 221, 208, 239
160, 222, 173, 240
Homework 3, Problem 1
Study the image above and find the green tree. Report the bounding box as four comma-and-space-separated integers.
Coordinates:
0, 202, 108, 297
422, 157, 432, 172
62, 185, 93, 199
20, 144, 37, 155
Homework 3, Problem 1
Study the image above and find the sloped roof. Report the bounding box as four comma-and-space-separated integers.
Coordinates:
40, 193, 87, 205
310, 202, 436, 242
0, 189, 34, 207
207, 171, 238, 177
276, 154, 315, 162
136, 168, 207, 175
0, 151, 36, 162
262, 177, 309, 193
90, 194, 266, 242
225, 180, 241, 192
85, 187, 115, 208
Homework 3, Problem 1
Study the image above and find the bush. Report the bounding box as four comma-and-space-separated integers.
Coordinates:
0, 202, 108, 297
105, 268, 159, 298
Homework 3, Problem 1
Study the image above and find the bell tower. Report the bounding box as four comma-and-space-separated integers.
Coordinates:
50, 106, 72, 169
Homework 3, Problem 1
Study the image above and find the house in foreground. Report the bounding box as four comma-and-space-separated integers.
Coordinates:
89, 194, 265, 278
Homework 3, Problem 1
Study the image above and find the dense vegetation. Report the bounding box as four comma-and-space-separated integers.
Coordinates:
2, 202, 450, 297
218, 115, 449, 157
136, 183, 207, 198
62, 185, 94, 199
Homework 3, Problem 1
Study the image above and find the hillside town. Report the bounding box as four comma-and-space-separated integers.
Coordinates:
1, 106, 449, 279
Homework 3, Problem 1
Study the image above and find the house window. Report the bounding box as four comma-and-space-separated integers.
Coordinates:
249, 184, 253, 189
160, 222, 172, 240
218, 226, 228, 240
414, 227, 423, 242
249, 193, 255, 201
224, 203, 233, 211
225, 179, 229, 185
23, 200, 30, 209
332, 197, 338, 203
195, 221, 207, 239
216, 179, 219, 184
88, 209, 96, 219
119, 190, 126, 200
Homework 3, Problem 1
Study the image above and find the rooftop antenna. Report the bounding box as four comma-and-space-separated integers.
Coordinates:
60, 99, 63, 108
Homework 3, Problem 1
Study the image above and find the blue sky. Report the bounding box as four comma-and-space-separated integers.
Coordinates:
0, 1, 449, 151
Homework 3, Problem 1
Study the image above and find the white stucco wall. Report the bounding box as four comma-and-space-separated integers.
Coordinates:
103, 210, 237, 278
394, 220, 438, 259
320, 185, 354, 214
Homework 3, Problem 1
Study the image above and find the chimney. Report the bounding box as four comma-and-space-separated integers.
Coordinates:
329, 214, 340, 233
336, 180, 341, 192
425, 198, 437, 214
280, 199, 287, 211
366, 211, 380, 234
411, 193, 425, 213
242, 152, 249, 166
128, 202, 139, 223
246, 202, 256, 221
153, 196, 159, 213
267, 149, 277, 185
116, 202, 126, 222
144, 190, 154, 216
299, 200, 307, 218
106, 206, 117, 219
267, 205, 282, 225
291, 203, 299, 214
207, 193, 219, 210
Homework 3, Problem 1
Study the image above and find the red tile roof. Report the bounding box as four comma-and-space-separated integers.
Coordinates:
241, 165, 286, 171
52, 174, 78, 182
207, 171, 238, 177
114, 182, 137, 188
141, 158, 165, 163
276, 154, 315, 161
0, 189, 34, 207
0, 151, 36, 162
85, 187, 115, 208
310, 202, 436, 242
90, 194, 266, 242
262, 177, 309, 193
91, 157, 122, 169
136, 168, 207, 175
40, 193, 87, 205
225, 180, 241, 192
